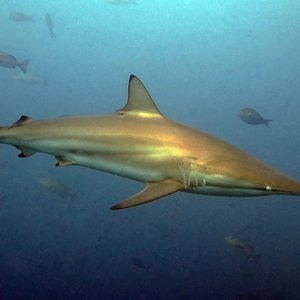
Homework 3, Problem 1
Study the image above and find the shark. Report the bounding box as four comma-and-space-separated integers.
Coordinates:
1, 75, 300, 209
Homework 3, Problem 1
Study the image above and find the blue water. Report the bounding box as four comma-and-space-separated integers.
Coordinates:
0, 0, 300, 299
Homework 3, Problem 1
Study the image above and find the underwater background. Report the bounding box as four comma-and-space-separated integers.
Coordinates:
1, 0, 300, 299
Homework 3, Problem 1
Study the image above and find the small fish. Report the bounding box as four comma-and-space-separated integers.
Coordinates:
239, 108, 272, 127
39, 177, 77, 201
45, 13, 55, 38
225, 235, 261, 263
131, 257, 150, 270
9, 12, 33, 22
13, 71, 47, 86
0, 51, 29, 73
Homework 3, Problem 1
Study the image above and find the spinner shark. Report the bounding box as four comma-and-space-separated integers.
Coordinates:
1, 75, 299, 209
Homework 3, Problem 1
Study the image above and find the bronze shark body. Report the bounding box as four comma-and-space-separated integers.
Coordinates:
1, 75, 300, 209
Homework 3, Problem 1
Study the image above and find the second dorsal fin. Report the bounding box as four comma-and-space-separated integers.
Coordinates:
117, 75, 163, 118
9, 115, 33, 129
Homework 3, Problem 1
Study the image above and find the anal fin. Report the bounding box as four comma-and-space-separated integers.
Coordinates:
110, 180, 182, 210
55, 156, 76, 167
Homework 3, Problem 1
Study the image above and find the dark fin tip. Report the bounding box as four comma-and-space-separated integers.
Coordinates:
19, 115, 30, 122
18, 153, 26, 158
9, 115, 32, 129
129, 74, 136, 81
110, 204, 121, 210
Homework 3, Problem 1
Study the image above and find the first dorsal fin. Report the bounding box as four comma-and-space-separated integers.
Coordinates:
9, 115, 33, 129
117, 75, 163, 118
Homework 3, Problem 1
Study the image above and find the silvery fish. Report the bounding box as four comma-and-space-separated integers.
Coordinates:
0, 51, 29, 74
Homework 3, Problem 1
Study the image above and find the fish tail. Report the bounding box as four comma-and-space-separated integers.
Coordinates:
264, 119, 273, 127
18, 59, 30, 74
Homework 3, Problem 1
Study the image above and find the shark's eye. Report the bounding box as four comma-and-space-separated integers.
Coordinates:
265, 186, 272, 192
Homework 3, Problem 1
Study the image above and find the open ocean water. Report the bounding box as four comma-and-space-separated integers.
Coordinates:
0, 0, 300, 299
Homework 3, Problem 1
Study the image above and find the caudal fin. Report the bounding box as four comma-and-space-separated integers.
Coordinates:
18, 59, 30, 74
264, 119, 273, 127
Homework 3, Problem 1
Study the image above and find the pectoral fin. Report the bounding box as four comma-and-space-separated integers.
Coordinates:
110, 180, 182, 210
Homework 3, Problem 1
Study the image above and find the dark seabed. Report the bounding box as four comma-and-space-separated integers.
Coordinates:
1, 0, 300, 299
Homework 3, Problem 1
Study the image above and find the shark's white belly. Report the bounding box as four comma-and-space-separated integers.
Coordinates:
10, 138, 275, 195
65, 152, 166, 182
25, 138, 172, 183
